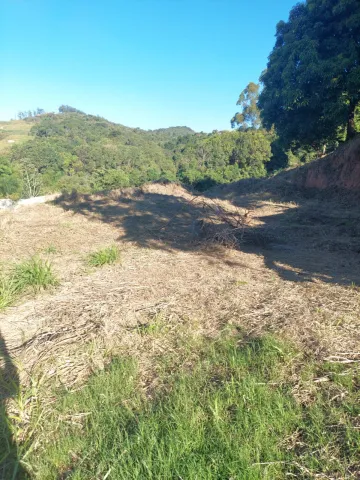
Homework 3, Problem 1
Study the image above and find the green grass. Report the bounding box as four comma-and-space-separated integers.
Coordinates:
0, 120, 33, 154
13, 257, 58, 292
0, 257, 58, 310
0, 276, 20, 310
23, 335, 359, 479
87, 245, 120, 267
43, 244, 58, 254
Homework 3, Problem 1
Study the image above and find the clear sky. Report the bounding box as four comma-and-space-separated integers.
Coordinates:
1, 0, 296, 132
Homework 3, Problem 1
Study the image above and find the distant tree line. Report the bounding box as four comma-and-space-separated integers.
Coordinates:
17, 108, 45, 120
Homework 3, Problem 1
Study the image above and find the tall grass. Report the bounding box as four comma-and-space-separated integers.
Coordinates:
0, 257, 58, 310
27, 335, 360, 479
0, 276, 19, 310
13, 257, 58, 292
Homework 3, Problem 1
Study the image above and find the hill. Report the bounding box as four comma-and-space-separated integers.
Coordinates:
145, 126, 195, 142
0, 113, 196, 197
0, 120, 33, 154
0, 111, 275, 199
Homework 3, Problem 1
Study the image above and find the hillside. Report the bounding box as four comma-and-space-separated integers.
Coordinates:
0, 113, 197, 198
296, 135, 360, 191
0, 120, 33, 154
0, 111, 275, 199
0, 173, 359, 478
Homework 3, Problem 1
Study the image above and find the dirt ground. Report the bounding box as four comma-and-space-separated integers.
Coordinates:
0, 181, 360, 387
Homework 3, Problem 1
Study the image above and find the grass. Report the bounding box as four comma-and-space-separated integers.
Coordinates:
0, 276, 20, 310
13, 257, 58, 292
0, 120, 33, 154
87, 245, 120, 267
43, 245, 57, 254
0, 257, 58, 310
19, 334, 359, 479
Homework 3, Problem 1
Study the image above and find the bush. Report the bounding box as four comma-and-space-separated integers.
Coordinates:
0, 156, 21, 198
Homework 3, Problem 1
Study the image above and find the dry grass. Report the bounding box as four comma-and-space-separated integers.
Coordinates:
0, 181, 360, 478
0, 120, 33, 153
0, 182, 359, 387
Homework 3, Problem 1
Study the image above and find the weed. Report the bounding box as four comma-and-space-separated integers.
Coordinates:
87, 245, 120, 267
0, 275, 19, 310
44, 245, 57, 254
234, 280, 248, 286
0, 257, 58, 310
136, 314, 168, 336
13, 257, 58, 292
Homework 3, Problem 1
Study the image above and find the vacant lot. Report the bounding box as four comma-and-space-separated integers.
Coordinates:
0, 181, 359, 478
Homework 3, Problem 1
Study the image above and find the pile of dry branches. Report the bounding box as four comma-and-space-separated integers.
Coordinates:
191, 196, 253, 248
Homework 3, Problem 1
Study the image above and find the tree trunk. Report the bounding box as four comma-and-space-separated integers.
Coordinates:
346, 100, 357, 141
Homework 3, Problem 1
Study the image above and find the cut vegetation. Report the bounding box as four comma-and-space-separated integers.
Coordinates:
1, 0, 360, 476
0, 179, 359, 479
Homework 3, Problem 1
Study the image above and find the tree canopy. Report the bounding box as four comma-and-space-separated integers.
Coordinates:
231, 82, 261, 130
259, 0, 360, 148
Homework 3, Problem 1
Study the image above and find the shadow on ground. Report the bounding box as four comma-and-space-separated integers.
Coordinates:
54, 181, 360, 286
206, 176, 360, 285
0, 335, 27, 479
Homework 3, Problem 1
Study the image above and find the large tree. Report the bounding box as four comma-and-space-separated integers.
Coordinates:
231, 82, 261, 130
259, 0, 360, 147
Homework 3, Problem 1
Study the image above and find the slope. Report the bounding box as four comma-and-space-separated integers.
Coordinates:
0, 120, 33, 154
0, 176, 359, 478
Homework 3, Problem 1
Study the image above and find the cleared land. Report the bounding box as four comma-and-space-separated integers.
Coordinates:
0, 180, 359, 478
0, 120, 33, 154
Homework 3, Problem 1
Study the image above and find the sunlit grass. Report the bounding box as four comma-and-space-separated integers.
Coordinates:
87, 245, 120, 267
0, 257, 58, 310
24, 335, 360, 479
13, 257, 58, 292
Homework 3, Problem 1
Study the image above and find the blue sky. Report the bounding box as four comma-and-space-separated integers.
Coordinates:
1, 0, 296, 131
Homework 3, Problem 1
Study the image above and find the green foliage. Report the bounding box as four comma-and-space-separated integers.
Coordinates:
27, 334, 360, 479
0, 156, 21, 197
17, 108, 45, 120
171, 129, 272, 189
87, 245, 120, 267
9, 112, 180, 193
0, 275, 20, 310
3, 110, 273, 195
93, 169, 130, 190
259, 0, 360, 148
231, 82, 261, 130
44, 245, 57, 254
58, 105, 85, 114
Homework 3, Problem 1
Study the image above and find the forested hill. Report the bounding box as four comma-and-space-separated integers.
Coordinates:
0, 110, 274, 198
146, 126, 195, 141
0, 113, 195, 197
30, 113, 194, 144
